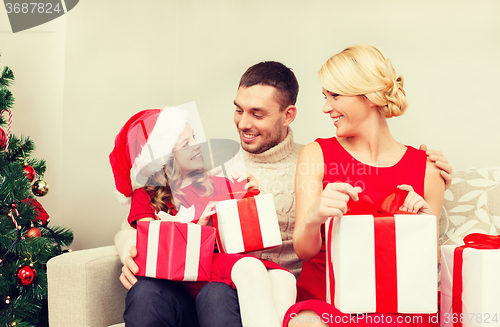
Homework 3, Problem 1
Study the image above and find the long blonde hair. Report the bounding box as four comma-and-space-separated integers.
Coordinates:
318, 44, 408, 118
144, 156, 215, 214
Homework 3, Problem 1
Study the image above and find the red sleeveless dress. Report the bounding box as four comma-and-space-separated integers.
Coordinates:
283, 137, 437, 327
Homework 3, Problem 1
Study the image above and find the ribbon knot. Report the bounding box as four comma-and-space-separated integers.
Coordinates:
346, 189, 409, 216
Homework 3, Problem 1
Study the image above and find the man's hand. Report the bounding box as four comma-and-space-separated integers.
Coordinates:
420, 144, 453, 190
119, 245, 139, 290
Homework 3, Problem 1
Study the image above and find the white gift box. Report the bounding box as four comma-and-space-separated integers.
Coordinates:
214, 193, 282, 254
440, 245, 500, 327
325, 213, 438, 314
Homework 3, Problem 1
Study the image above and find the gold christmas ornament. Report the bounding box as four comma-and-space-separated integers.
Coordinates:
32, 179, 49, 196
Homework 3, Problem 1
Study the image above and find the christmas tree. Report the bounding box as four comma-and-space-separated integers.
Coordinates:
0, 54, 73, 327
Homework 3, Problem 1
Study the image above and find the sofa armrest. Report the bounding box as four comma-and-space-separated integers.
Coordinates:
47, 245, 127, 327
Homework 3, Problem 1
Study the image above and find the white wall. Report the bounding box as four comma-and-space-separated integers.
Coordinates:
1, 0, 499, 250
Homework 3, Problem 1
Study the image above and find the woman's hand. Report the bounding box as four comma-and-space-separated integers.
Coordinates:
197, 200, 218, 225
397, 184, 433, 214
306, 182, 362, 225
231, 171, 259, 191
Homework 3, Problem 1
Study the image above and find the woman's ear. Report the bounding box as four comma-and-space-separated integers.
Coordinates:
363, 96, 377, 109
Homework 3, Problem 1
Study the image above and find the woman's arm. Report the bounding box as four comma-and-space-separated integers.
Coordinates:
293, 143, 324, 261
424, 157, 446, 261
293, 143, 360, 262
423, 157, 446, 218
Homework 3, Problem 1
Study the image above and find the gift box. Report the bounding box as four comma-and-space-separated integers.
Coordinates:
213, 191, 282, 254
440, 234, 500, 327
325, 190, 438, 314
135, 220, 216, 281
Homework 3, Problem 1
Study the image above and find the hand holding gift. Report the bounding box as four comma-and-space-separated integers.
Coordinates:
308, 182, 362, 224
397, 184, 433, 214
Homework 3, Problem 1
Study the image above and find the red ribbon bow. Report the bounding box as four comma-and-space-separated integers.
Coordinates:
327, 189, 413, 313
208, 188, 263, 253
346, 189, 409, 216
452, 233, 500, 327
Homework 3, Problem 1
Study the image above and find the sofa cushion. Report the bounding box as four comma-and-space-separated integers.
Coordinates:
439, 167, 500, 245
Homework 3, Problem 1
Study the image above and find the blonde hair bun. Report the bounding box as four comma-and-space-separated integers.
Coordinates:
318, 44, 408, 118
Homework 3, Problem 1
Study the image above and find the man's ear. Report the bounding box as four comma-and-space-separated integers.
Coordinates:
283, 105, 297, 127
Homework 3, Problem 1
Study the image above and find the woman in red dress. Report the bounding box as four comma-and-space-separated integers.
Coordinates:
285, 44, 445, 326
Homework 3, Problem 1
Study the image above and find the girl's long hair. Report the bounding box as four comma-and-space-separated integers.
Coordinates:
144, 156, 215, 215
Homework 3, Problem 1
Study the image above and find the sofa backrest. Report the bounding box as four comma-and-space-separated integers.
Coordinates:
439, 167, 500, 246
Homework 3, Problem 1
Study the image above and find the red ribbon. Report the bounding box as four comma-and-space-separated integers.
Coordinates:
452, 233, 500, 327
237, 195, 264, 251
328, 189, 410, 313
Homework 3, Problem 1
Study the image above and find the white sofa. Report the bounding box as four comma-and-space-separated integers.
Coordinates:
47, 167, 500, 327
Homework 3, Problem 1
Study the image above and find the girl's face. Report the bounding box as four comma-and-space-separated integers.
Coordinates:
173, 123, 203, 177
322, 87, 373, 137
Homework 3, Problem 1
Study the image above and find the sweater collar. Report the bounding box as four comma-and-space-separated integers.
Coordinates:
242, 127, 295, 163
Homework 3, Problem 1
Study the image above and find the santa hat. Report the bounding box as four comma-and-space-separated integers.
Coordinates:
109, 107, 189, 203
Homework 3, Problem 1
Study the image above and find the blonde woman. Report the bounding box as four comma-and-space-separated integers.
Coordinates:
285, 44, 444, 327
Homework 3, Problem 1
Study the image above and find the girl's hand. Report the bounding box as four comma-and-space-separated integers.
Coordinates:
197, 201, 218, 225
307, 182, 362, 225
231, 171, 259, 191
397, 184, 433, 214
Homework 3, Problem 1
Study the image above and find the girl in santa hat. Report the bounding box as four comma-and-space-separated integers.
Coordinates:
110, 105, 296, 327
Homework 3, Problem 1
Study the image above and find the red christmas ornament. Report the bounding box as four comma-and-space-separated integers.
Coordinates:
15, 265, 37, 286
26, 226, 41, 238
23, 164, 36, 182
0, 128, 6, 149
21, 198, 49, 224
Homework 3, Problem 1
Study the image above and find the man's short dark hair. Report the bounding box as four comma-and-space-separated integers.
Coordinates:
239, 61, 299, 110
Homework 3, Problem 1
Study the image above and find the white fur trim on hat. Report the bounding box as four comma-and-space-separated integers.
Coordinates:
132, 107, 189, 185
114, 190, 131, 205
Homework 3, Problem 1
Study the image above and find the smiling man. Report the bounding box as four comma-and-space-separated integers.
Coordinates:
232, 61, 303, 275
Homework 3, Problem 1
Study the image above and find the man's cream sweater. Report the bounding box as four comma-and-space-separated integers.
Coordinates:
242, 128, 303, 278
